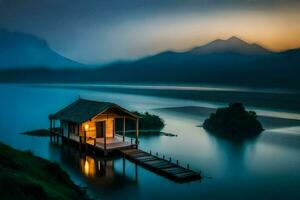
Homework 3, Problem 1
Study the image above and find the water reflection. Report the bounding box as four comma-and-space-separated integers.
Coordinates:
49, 144, 138, 190
81, 156, 96, 177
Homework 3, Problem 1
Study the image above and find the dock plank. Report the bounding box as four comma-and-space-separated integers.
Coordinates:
119, 148, 201, 183
136, 156, 157, 162
163, 167, 189, 174
130, 153, 149, 158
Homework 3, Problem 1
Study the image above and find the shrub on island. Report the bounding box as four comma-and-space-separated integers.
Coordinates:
115, 112, 165, 133
203, 103, 263, 138
133, 111, 165, 130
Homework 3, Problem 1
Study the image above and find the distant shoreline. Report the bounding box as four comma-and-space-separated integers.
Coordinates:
26, 83, 300, 113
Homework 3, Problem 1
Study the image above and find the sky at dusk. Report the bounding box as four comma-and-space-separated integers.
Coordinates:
1, 0, 300, 64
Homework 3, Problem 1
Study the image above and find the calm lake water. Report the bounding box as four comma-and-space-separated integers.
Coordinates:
0, 84, 299, 200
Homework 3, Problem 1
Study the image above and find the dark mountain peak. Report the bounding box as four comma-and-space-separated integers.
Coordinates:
0, 29, 49, 51
0, 29, 83, 68
190, 36, 271, 55
227, 36, 244, 42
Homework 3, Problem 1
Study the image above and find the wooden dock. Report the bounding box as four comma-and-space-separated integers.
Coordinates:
119, 148, 201, 183
49, 99, 201, 183
52, 133, 201, 183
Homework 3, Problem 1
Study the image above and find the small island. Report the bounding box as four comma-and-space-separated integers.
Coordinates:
22, 129, 51, 136
203, 103, 264, 138
133, 111, 165, 130
0, 142, 89, 200
115, 111, 166, 135
134, 111, 175, 136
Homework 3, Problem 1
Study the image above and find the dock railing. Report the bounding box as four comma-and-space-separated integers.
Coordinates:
115, 133, 137, 145
141, 148, 201, 175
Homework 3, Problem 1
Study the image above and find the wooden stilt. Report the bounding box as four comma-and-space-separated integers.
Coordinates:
53, 120, 56, 144
123, 116, 125, 142
104, 114, 107, 155
61, 125, 64, 146
136, 119, 139, 148
93, 138, 96, 154
84, 130, 87, 153
79, 136, 82, 151
49, 118, 52, 143
113, 119, 115, 138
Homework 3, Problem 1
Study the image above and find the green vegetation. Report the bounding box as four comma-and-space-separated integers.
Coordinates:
203, 103, 264, 138
115, 111, 165, 136
116, 112, 165, 134
133, 111, 165, 130
0, 142, 90, 200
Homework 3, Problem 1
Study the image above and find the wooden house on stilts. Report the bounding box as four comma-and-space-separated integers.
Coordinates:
49, 98, 140, 155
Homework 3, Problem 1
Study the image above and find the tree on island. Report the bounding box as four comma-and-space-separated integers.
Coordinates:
133, 112, 165, 130
203, 103, 264, 138
115, 111, 165, 132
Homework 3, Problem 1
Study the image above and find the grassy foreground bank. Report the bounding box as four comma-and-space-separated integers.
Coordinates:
0, 142, 90, 200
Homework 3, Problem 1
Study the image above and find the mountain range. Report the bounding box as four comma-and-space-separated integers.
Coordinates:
189, 36, 271, 55
0, 30, 299, 89
0, 29, 83, 68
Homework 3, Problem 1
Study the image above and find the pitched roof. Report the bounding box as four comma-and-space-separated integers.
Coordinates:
51, 98, 138, 123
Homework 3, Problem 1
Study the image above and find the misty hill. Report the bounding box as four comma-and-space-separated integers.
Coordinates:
0, 35, 299, 89
91, 37, 299, 88
190, 36, 271, 55
0, 29, 83, 68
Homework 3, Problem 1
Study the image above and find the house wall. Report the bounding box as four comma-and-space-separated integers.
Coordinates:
81, 117, 114, 138
105, 118, 114, 138
61, 121, 80, 136
82, 121, 96, 138
61, 121, 68, 137
78, 107, 135, 139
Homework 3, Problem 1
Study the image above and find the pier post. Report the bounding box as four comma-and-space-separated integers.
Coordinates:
113, 119, 115, 137
55, 121, 58, 145
84, 130, 87, 153
67, 123, 70, 145
61, 126, 63, 146
79, 136, 82, 152
53, 120, 57, 144
93, 138, 96, 154
103, 113, 108, 156
49, 118, 52, 143
104, 124, 107, 156
123, 116, 125, 142
135, 118, 139, 148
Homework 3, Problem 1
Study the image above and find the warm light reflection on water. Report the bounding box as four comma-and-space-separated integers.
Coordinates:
56, 146, 138, 192
81, 157, 96, 177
